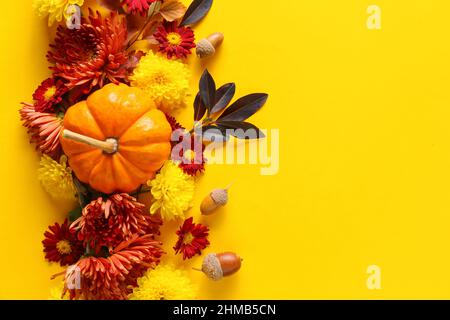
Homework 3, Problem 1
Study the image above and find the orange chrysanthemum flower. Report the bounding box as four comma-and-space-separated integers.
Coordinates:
63, 234, 163, 300
19, 102, 63, 158
47, 10, 128, 91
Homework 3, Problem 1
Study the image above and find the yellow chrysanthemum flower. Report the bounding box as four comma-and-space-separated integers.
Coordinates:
131, 52, 190, 114
33, 0, 84, 26
148, 161, 194, 221
38, 155, 77, 201
129, 264, 197, 300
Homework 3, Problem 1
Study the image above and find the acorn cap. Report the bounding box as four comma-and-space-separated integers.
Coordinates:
210, 188, 228, 206
202, 253, 223, 281
196, 39, 215, 58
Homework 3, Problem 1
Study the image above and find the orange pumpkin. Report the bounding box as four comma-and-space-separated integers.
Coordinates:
60, 83, 172, 194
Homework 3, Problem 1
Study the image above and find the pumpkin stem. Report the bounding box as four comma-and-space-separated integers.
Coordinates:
62, 129, 118, 154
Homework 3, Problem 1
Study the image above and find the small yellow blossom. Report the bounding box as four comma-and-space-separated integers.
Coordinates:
148, 161, 194, 221
131, 52, 190, 114
129, 264, 197, 300
38, 155, 77, 201
33, 0, 84, 26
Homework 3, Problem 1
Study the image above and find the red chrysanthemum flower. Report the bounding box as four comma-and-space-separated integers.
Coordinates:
122, 0, 158, 15
174, 217, 210, 260
19, 102, 63, 158
63, 234, 163, 300
172, 133, 206, 176
32, 78, 67, 113
143, 213, 163, 236
42, 219, 84, 266
154, 22, 195, 59
47, 10, 128, 91
166, 114, 206, 175
72, 193, 155, 252
165, 113, 185, 133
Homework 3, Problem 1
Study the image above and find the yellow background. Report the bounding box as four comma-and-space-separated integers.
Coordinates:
1, 0, 450, 299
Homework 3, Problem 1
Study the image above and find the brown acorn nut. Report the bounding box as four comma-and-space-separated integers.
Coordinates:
200, 252, 242, 281
196, 32, 224, 58
200, 187, 229, 215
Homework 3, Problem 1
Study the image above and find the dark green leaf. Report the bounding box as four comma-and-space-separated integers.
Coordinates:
179, 0, 213, 27
199, 69, 216, 111
211, 83, 236, 114
218, 93, 268, 122
216, 121, 266, 139
194, 92, 207, 121
68, 206, 83, 223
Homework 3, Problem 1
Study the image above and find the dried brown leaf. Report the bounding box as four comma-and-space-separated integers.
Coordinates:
159, 0, 186, 22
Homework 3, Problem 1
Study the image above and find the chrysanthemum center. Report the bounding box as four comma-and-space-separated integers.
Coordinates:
183, 149, 196, 161
152, 72, 169, 85
44, 86, 57, 101
56, 240, 72, 255
183, 232, 194, 245
167, 32, 182, 46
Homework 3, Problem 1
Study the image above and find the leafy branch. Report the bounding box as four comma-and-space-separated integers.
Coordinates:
191, 70, 268, 140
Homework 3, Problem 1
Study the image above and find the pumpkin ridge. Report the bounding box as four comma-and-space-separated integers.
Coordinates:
115, 153, 152, 185
88, 155, 107, 188
120, 110, 172, 146
69, 149, 103, 183
110, 154, 138, 192
86, 84, 153, 138
83, 102, 108, 139
118, 143, 170, 173
62, 101, 106, 142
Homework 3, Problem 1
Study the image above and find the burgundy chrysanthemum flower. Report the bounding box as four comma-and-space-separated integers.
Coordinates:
19, 102, 63, 158
47, 10, 128, 91
64, 234, 163, 300
174, 217, 209, 260
42, 219, 84, 266
143, 213, 163, 236
172, 133, 206, 176
154, 22, 195, 59
166, 114, 205, 175
72, 193, 155, 252
122, 0, 158, 15
32, 78, 67, 113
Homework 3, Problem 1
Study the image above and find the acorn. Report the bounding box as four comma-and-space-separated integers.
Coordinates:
200, 186, 230, 215
196, 32, 224, 58
197, 252, 242, 281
